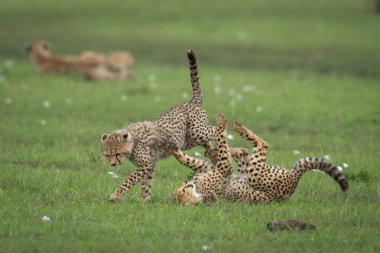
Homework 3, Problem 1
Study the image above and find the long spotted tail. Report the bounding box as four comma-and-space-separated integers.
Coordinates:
187, 49, 203, 106
291, 157, 348, 192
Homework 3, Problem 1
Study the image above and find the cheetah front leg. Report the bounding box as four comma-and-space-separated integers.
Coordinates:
110, 145, 154, 202
109, 163, 154, 202
215, 113, 232, 176
169, 142, 212, 173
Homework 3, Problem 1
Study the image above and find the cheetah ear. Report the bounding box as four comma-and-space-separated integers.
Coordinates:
101, 134, 108, 143
42, 41, 51, 51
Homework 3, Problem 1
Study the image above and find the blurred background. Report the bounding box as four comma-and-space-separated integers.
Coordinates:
1, 0, 379, 76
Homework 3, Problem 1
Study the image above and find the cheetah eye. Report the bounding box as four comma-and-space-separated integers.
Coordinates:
116, 153, 121, 158
182, 189, 186, 193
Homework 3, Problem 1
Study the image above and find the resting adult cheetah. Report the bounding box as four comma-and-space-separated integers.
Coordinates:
26, 41, 133, 81
101, 49, 216, 202
172, 115, 348, 204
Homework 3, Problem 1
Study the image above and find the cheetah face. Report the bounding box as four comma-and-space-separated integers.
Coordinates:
172, 182, 202, 205
101, 130, 134, 167
25, 41, 51, 58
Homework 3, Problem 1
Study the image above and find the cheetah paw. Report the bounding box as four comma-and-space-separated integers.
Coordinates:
216, 113, 227, 127
142, 195, 151, 203
204, 148, 218, 158
232, 121, 242, 131
166, 141, 179, 151
109, 193, 122, 202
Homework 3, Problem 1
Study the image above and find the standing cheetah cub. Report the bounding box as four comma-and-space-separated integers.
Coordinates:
102, 49, 216, 202
172, 115, 348, 204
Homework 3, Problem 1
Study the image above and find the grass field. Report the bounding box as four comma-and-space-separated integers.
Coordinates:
1, 0, 380, 252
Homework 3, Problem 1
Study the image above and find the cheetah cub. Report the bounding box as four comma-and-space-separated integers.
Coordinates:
172, 115, 348, 204
102, 49, 216, 202
26, 41, 133, 81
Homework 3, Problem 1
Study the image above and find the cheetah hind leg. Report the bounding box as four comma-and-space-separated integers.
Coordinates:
232, 121, 269, 162
168, 141, 212, 173
187, 108, 217, 154
141, 171, 155, 203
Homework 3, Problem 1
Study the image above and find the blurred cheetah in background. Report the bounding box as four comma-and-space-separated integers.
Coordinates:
26, 41, 133, 81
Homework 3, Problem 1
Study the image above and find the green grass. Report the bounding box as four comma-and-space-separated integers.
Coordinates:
1, 0, 380, 252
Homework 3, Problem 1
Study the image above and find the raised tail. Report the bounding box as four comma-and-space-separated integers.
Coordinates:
187, 49, 203, 106
291, 157, 349, 192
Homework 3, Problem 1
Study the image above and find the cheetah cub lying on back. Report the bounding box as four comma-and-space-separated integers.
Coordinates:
101, 50, 216, 202
26, 41, 133, 81
172, 114, 348, 205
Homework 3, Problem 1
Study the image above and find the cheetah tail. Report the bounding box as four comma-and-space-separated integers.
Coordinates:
291, 157, 349, 192
187, 49, 203, 106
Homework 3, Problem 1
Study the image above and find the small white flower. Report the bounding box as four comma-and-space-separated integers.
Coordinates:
343, 163, 349, 168
243, 84, 256, 92
202, 245, 211, 251
65, 98, 72, 104
148, 74, 156, 82
213, 75, 222, 82
43, 101, 50, 108
194, 151, 202, 157
149, 82, 157, 89
227, 134, 234, 140
108, 171, 115, 175
214, 85, 221, 94
228, 89, 236, 96
323, 155, 331, 160
41, 216, 50, 222
292, 150, 300, 155
154, 96, 161, 103
337, 166, 343, 172
4, 59, 13, 68
182, 92, 189, 99
40, 120, 46, 125
235, 94, 243, 101
256, 106, 263, 113
111, 174, 119, 178
237, 30, 247, 40
120, 95, 127, 101
4, 98, 12, 104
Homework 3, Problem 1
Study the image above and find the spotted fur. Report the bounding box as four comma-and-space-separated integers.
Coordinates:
172, 117, 348, 204
102, 49, 216, 202
26, 41, 133, 81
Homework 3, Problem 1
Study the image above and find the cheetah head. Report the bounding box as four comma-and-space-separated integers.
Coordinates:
101, 130, 134, 166
25, 41, 51, 58
172, 182, 202, 205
